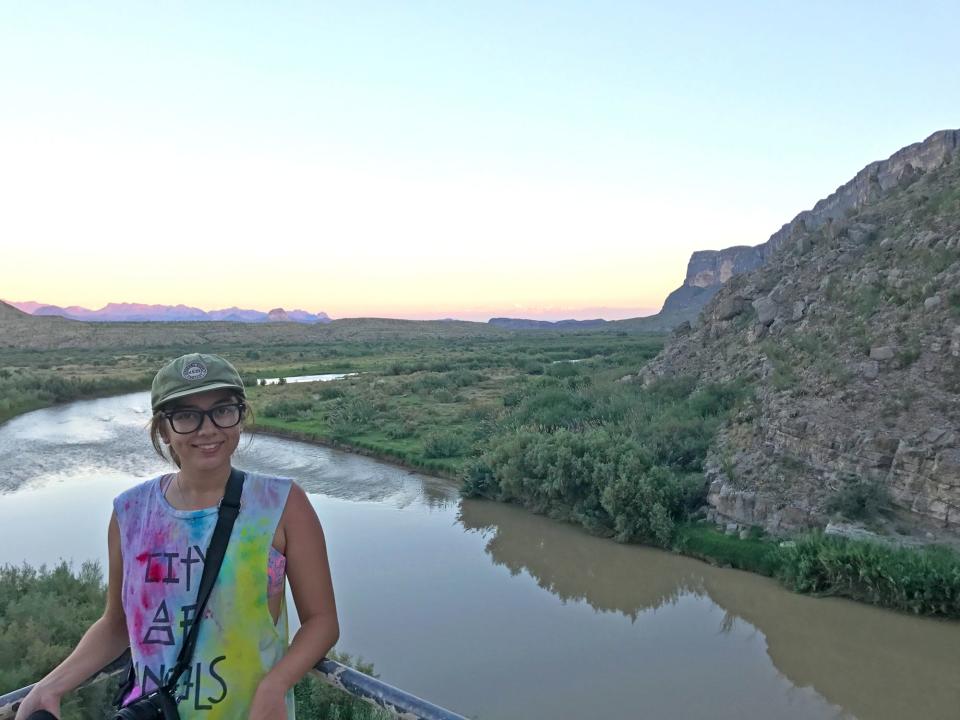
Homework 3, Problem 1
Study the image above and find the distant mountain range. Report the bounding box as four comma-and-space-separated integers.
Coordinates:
6, 301, 331, 324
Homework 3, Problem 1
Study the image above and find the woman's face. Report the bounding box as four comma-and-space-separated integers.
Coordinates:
160, 389, 243, 474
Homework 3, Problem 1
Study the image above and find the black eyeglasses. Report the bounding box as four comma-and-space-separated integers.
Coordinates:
164, 403, 246, 434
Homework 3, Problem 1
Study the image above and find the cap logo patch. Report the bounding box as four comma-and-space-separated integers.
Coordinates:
182, 361, 208, 381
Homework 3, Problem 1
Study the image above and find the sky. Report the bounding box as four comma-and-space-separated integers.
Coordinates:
1, 2, 958, 322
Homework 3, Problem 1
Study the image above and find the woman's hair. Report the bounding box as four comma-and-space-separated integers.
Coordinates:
149, 393, 255, 468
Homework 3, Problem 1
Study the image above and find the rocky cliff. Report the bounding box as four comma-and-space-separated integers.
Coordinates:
636, 129, 960, 539
658, 246, 765, 323
652, 130, 960, 329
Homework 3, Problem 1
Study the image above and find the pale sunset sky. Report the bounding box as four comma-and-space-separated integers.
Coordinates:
1, 2, 958, 321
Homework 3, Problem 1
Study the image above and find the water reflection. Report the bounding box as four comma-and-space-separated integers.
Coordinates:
0, 394, 165, 492
459, 498, 960, 720
460, 497, 706, 618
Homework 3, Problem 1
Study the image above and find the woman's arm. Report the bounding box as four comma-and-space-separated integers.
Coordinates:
15, 511, 130, 720
250, 483, 339, 718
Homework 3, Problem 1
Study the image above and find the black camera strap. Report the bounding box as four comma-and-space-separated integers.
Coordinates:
114, 468, 245, 705
164, 467, 244, 691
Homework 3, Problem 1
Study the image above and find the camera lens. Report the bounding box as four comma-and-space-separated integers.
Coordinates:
114, 698, 165, 719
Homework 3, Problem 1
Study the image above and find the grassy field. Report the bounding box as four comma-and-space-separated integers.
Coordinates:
0, 333, 502, 425
246, 332, 665, 476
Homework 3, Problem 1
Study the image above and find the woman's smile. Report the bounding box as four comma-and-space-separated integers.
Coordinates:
162, 389, 243, 471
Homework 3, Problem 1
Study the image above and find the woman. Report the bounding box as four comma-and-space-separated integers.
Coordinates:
16, 353, 339, 719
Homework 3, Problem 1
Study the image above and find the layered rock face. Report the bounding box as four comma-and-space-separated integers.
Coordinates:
761, 129, 960, 260
637, 130, 960, 537
659, 247, 764, 322
652, 130, 960, 329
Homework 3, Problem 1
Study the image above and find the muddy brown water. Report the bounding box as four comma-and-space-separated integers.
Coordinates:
1, 393, 958, 719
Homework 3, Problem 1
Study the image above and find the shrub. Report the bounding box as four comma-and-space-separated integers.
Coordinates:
328, 396, 376, 436
824, 478, 892, 521
0, 561, 107, 693
447, 369, 484, 387
431, 388, 456, 403
467, 376, 749, 544
674, 524, 783, 576
545, 362, 579, 378
600, 466, 705, 545
315, 382, 345, 400
423, 432, 469, 458
948, 290, 960, 316
779, 534, 960, 616
511, 389, 592, 431
261, 399, 315, 420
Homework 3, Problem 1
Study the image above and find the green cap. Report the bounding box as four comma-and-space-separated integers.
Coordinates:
151, 353, 245, 412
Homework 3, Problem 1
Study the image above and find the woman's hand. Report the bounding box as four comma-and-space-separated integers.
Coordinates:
248, 677, 287, 720
13, 683, 61, 720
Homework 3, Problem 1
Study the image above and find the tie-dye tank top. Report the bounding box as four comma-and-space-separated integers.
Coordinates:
113, 471, 296, 719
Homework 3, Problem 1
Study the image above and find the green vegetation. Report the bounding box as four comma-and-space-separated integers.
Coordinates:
0, 562, 390, 717
779, 534, 960, 617
242, 332, 759, 557
465, 376, 750, 545
674, 523, 783, 577
0, 562, 105, 695
824, 478, 893, 523
674, 524, 960, 617
247, 333, 668, 477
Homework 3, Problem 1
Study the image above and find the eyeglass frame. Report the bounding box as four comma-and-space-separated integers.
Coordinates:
162, 402, 247, 434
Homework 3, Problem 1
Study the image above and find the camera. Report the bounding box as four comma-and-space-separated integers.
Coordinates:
113, 688, 180, 720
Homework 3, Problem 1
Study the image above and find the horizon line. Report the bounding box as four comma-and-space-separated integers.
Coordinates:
3, 298, 661, 323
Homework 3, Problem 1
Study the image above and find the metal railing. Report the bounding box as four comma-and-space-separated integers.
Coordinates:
0, 652, 467, 720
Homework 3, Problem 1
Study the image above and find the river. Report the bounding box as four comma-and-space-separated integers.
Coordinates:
1, 393, 958, 719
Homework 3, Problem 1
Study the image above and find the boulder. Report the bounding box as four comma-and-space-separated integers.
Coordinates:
848, 223, 878, 244
860, 360, 880, 380
870, 346, 896, 361
714, 296, 746, 321
924, 295, 942, 310
753, 296, 778, 326
746, 323, 768, 344
791, 300, 806, 321
858, 269, 880, 286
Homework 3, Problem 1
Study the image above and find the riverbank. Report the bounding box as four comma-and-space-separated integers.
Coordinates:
260, 422, 960, 619
249, 424, 459, 481
0, 374, 153, 427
